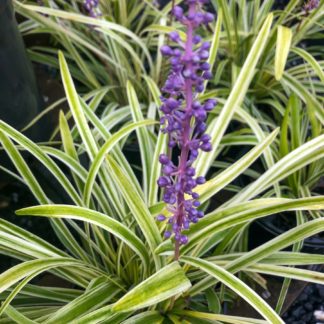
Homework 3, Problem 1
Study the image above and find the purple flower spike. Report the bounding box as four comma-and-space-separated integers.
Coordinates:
84, 0, 102, 17
304, 0, 320, 12
157, 0, 217, 259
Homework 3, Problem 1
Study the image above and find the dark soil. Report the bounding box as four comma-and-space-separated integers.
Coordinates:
227, 267, 324, 323
283, 281, 324, 324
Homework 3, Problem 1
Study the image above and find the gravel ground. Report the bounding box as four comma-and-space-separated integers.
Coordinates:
283, 283, 324, 324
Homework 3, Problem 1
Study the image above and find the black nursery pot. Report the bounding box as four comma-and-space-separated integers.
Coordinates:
0, 0, 43, 140
250, 214, 324, 253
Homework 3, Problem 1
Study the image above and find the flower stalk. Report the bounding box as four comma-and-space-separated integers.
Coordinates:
157, 0, 217, 260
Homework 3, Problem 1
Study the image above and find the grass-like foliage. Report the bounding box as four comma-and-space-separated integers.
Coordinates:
0, 0, 323, 323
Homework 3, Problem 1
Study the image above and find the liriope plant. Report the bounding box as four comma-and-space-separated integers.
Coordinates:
0, 1, 324, 323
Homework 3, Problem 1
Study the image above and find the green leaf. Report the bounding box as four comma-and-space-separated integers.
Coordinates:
174, 310, 267, 324
181, 257, 283, 324
0, 274, 39, 317
247, 264, 324, 285
106, 156, 161, 266
148, 130, 168, 206
207, 252, 324, 266
3, 305, 37, 324
275, 26, 292, 80
291, 47, 324, 83
0, 258, 84, 294
195, 13, 274, 176
229, 134, 324, 204
280, 72, 324, 124
81, 99, 143, 200
0, 121, 82, 206
59, 51, 98, 159
45, 282, 121, 323
190, 218, 324, 295
43, 147, 110, 213
83, 119, 156, 207
205, 289, 221, 314
207, 9, 223, 77
197, 129, 279, 203
121, 311, 164, 324
74, 308, 129, 324
126, 81, 153, 202
16, 205, 150, 268
111, 262, 191, 313
0, 131, 48, 204
183, 197, 324, 254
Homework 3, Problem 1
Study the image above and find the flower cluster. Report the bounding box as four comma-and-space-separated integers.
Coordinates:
157, 0, 217, 254
304, 0, 320, 12
84, 0, 102, 18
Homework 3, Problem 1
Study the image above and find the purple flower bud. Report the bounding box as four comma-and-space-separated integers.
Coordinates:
169, 31, 180, 42
173, 49, 182, 57
192, 55, 201, 63
157, 214, 166, 221
197, 211, 204, 218
196, 122, 207, 133
196, 176, 206, 184
166, 98, 179, 109
201, 42, 211, 50
304, 0, 320, 11
187, 12, 196, 20
192, 101, 201, 110
159, 154, 169, 164
194, 109, 207, 121
174, 233, 181, 241
203, 71, 213, 80
180, 235, 188, 244
189, 140, 200, 150
183, 69, 192, 78
175, 182, 182, 192
201, 134, 211, 142
168, 140, 177, 148
200, 62, 210, 71
201, 142, 212, 152
204, 99, 217, 111
193, 200, 201, 207
170, 56, 180, 65
186, 167, 196, 176
196, 83, 205, 93
164, 231, 172, 238
173, 6, 184, 19
199, 50, 210, 60
163, 165, 174, 175
169, 195, 177, 204
183, 221, 190, 229
157, 176, 170, 187
204, 12, 215, 24
192, 192, 200, 199
193, 35, 202, 44
161, 45, 173, 56
173, 223, 179, 231
190, 149, 199, 159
